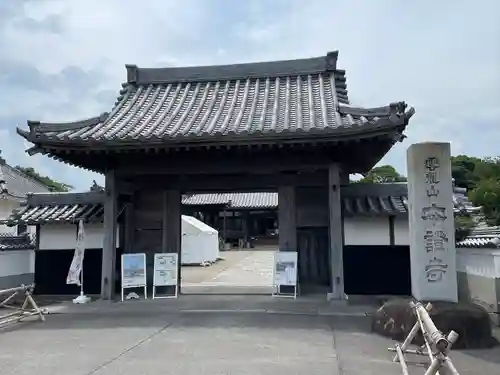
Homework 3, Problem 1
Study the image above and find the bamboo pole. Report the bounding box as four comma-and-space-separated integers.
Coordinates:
395, 344, 410, 375
0, 284, 45, 327
0, 284, 33, 297
388, 301, 460, 375
392, 302, 432, 362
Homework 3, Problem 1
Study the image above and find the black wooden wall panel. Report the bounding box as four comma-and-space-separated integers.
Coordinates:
343, 245, 411, 295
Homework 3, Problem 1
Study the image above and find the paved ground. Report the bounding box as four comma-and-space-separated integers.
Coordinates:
181, 249, 275, 294
1, 296, 499, 375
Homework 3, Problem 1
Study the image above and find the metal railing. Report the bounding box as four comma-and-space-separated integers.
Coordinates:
0, 284, 46, 327
388, 301, 460, 375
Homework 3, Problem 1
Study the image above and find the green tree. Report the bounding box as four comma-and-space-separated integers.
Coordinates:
451, 155, 481, 190
454, 214, 475, 242
469, 178, 500, 226
451, 155, 500, 224
451, 155, 500, 190
359, 165, 407, 184
15, 166, 73, 192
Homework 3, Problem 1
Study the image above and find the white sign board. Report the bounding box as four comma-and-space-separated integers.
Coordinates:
272, 251, 298, 298
407, 142, 458, 302
154, 253, 178, 286
121, 253, 147, 301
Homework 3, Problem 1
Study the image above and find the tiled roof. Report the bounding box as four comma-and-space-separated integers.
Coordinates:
341, 183, 408, 216
457, 223, 500, 248
17, 52, 414, 146
1, 182, 479, 225
183, 192, 278, 209
453, 185, 481, 214
0, 154, 51, 200
0, 233, 36, 251
456, 236, 500, 248
342, 182, 480, 217
10, 203, 104, 225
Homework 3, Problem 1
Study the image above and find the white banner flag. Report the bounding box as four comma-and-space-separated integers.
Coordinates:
66, 220, 86, 285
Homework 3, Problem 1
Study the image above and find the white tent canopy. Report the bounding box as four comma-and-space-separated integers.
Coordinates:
181, 215, 219, 265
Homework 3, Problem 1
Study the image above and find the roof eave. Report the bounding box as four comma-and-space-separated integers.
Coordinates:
19, 112, 413, 154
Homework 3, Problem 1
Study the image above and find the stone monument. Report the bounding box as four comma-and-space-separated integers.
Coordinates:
407, 142, 458, 302
372, 143, 494, 347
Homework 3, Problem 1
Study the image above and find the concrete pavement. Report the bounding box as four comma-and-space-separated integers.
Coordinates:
1, 296, 499, 374
181, 249, 275, 294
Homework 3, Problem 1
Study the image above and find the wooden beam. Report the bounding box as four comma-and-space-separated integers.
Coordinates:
115, 157, 330, 176
278, 186, 297, 251
123, 196, 135, 253
28, 191, 103, 206
328, 164, 345, 300
162, 190, 181, 286
101, 170, 118, 300
129, 171, 329, 192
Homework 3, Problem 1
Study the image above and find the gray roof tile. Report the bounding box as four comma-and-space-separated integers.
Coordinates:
457, 236, 500, 248
183, 192, 278, 209
17, 52, 415, 145
0, 233, 36, 251
0, 154, 51, 200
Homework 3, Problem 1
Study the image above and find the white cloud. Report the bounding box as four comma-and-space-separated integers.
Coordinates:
0, 0, 499, 189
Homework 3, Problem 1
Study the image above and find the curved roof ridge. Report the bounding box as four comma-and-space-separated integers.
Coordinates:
126, 51, 340, 85
22, 112, 109, 134
339, 102, 413, 117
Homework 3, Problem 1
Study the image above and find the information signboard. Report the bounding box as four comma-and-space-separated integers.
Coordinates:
153, 253, 179, 299
121, 253, 147, 301
272, 251, 298, 299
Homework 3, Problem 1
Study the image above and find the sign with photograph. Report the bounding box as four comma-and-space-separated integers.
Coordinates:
121, 253, 147, 288
153, 253, 178, 287
273, 251, 298, 287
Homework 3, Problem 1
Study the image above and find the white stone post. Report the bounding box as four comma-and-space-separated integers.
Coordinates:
407, 142, 458, 302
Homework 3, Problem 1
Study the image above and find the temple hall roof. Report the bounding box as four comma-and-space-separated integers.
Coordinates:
0, 152, 51, 201
17, 51, 414, 149
183, 192, 278, 209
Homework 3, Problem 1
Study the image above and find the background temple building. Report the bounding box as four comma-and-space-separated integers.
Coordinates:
0, 152, 50, 289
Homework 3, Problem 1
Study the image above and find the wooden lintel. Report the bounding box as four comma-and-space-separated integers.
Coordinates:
129, 171, 328, 193
115, 159, 330, 176
28, 191, 103, 206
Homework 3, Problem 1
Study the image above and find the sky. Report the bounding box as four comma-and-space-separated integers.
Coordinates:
0, 0, 499, 191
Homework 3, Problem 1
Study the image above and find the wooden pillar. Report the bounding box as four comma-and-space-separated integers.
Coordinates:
242, 211, 249, 247
101, 170, 118, 300
222, 208, 227, 244
123, 195, 135, 253
162, 190, 181, 284
328, 164, 345, 300
278, 186, 296, 251
389, 216, 396, 247
340, 171, 350, 186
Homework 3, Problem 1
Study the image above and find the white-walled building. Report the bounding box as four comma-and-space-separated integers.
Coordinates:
0, 152, 51, 289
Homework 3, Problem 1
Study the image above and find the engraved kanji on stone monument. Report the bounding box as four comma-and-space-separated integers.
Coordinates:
426, 185, 440, 198
424, 230, 449, 253
425, 257, 448, 282
407, 142, 458, 302
421, 204, 447, 221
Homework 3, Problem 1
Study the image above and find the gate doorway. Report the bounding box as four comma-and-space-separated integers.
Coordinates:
180, 192, 278, 295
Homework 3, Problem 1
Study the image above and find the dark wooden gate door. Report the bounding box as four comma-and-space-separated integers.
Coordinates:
296, 227, 330, 293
